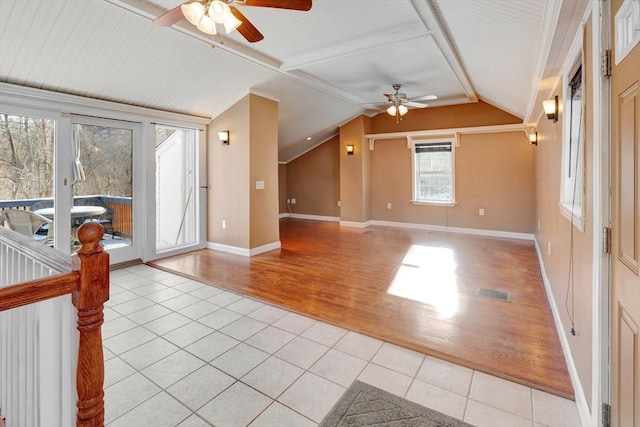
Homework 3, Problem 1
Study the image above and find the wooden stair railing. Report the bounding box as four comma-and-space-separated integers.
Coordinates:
0, 222, 109, 427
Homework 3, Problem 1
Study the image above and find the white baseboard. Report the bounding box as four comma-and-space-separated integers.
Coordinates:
287, 213, 340, 222
286, 215, 533, 239
339, 220, 373, 228
534, 239, 591, 427
338, 219, 534, 240
250, 241, 281, 256
207, 242, 250, 256
207, 240, 281, 257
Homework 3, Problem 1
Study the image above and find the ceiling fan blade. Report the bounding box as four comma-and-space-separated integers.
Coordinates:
405, 101, 428, 108
153, 5, 184, 27
411, 94, 438, 102
230, 6, 264, 42
243, 0, 312, 11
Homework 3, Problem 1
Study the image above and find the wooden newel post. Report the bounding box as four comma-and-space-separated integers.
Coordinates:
72, 222, 110, 427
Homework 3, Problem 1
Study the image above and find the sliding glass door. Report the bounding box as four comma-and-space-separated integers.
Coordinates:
154, 125, 204, 256
71, 115, 141, 264
1, 105, 203, 265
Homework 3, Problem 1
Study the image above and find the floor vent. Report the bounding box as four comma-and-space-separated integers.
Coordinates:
476, 288, 511, 302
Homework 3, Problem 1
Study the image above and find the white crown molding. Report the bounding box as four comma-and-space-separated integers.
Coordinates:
365, 123, 525, 149
523, 0, 564, 125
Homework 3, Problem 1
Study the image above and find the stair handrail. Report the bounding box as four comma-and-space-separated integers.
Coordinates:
0, 225, 72, 280
0, 222, 109, 427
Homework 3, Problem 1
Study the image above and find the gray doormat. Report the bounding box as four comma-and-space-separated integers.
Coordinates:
319, 381, 475, 427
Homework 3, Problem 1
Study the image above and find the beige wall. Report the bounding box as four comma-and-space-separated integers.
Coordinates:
535, 16, 594, 408
249, 94, 279, 248
208, 96, 251, 248
208, 94, 279, 250
286, 136, 340, 217
339, 116, 371, 222
278, 164, 287, 214
371, 100, 521, 134
286, 102, 533, 232
370, 132, 535, 232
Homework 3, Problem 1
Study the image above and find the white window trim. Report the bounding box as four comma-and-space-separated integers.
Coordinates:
0, 83, 209, 263
559, 202, 585, 231
411, 137, 456, 207
615, 0, 640, 65
559, 26, 586, 232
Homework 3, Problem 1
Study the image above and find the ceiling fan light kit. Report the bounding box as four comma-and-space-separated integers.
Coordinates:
180, 0, 242, 36
181, 2, 205, 25
386, 104, 408, 117
155, 0, 312, 43
382, 83, 435, 124
196, 14, 216, 35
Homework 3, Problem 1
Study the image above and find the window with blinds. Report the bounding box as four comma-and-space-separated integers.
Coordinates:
560, 58, 585, 230
413, 141, 454, 203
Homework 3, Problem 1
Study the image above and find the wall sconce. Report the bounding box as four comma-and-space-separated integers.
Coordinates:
218, 130, 229, 145
529, 132, 538, 145
542, 96, 558, 123
346, 145, 354, 155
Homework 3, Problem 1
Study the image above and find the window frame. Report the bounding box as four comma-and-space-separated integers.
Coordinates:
559, 29, 586, 231
411, 137, 456, 207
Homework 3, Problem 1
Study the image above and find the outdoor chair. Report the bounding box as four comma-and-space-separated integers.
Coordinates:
2, 209, 54, 245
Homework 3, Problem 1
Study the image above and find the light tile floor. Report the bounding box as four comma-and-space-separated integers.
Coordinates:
104, 264, 583, 427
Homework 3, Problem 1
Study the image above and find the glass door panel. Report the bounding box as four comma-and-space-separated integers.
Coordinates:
71, 115, 139, 263
0, 112, 56, 247
155, 125, 198, 252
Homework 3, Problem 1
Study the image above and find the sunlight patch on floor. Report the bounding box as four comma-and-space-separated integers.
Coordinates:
387, 245, 460, 318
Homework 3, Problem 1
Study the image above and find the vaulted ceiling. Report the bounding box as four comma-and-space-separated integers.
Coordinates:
0, 0, 588, 162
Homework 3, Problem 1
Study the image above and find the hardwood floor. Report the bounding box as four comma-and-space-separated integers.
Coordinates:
149, 219, 573, 399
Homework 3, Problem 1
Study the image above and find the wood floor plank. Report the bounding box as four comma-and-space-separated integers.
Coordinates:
149, 219, 574, 399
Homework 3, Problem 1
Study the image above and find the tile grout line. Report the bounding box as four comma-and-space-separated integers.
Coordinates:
105, 266, 579, 426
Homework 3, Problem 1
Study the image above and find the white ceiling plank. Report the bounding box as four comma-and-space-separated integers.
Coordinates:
280, 26, 431, 72
432, 0, 547, 117
0, 0, 576, 161
411, 0, 478, 102
0, 1, 31, 83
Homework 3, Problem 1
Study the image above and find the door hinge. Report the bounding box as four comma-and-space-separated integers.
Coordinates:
603, 227, 612, 254
602, 403, 611, 427
601, 49, 612, 77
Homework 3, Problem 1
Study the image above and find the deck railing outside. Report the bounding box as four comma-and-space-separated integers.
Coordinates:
0, 195, 132, 239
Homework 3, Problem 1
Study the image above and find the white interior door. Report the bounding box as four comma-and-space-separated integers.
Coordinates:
610, 0, 640, 424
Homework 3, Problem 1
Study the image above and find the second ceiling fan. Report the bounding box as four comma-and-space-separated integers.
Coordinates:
154, 0, 312, 43
382, 84, 437, 123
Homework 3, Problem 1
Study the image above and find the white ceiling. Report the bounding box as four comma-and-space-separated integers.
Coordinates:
0, 0, 585, 162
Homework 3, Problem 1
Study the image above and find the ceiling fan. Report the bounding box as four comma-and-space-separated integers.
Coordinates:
382, 83, 437, 122
153, 0, 312, 43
